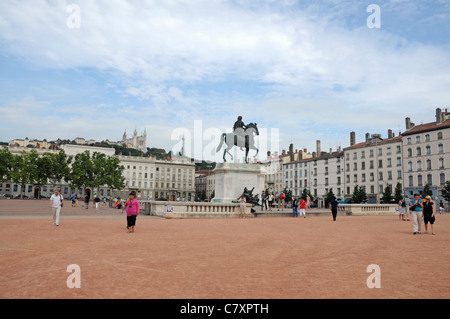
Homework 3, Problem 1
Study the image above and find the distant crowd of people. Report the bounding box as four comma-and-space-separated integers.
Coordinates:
50, 188, 445, 235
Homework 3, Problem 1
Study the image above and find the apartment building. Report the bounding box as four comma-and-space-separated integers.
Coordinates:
283, 140, 344, 207
402, 108, 450, 204
343, 130, 403, 203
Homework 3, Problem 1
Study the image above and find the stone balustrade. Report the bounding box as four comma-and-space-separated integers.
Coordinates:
339, 204, 398, 215
136, 200, 398, 218
139, 200, 252, 218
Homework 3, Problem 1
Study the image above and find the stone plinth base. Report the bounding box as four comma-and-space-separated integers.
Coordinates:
212, 162, 265, 204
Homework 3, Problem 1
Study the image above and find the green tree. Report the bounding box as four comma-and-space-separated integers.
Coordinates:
104, 155, 125, 197
381, 184, 393, 203
325, 188, 335, 208
70, 151, 95, 194
0, 147, 14, 182
394, 182, 403, 203
91, 152, 108, 196
40, 150, 73, 190
10, 150, 40, 198
442, 181, 450, 203
352, 185, 367, 204
420, 184, 433, 198
282, 188, 292, 203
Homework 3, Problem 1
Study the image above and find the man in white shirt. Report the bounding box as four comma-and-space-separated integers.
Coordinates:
50, 189, 63, 226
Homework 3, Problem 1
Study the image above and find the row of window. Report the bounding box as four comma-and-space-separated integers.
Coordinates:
406, 144, 444, 157
407, 158, 445, 171
408, 173, 446, 187
125, 180, 193, 190
346, 146, 402, 160
406, 132, 444, 145
125, 171, 193, 181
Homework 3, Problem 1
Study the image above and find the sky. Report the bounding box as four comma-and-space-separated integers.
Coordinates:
1, 0, 450, 162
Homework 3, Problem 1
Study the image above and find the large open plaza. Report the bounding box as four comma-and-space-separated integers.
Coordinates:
0, 199, 449, 299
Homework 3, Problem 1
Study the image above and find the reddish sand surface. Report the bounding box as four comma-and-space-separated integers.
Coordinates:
0, 199, 449, 299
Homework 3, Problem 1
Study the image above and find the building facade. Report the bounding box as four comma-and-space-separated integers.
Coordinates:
0, 144, 195, 201
283, 142, 343, 207
343, 130, 403, 203
119, 155, 195, 201
402, 108, 450, 205
263, 145, 313, 197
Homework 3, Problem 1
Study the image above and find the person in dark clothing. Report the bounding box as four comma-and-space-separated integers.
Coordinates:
423, 195, 436, 235
330, 197, 339, 221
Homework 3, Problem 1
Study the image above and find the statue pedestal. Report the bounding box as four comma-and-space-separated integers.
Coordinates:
212, 162, 265, 204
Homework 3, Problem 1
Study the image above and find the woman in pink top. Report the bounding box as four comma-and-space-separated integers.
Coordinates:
121, 191, 140, 233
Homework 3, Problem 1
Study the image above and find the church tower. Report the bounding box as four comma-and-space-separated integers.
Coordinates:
122, 130, 127, 145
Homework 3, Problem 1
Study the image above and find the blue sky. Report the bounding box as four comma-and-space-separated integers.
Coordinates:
1, 0, 450, 162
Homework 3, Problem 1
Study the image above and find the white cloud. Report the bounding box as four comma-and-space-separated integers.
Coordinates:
0, 0, 449, 159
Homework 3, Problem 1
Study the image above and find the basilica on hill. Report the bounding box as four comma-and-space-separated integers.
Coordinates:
121, 128, 147, 153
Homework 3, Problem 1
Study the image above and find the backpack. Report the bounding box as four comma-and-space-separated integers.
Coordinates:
280, 192, 284, 199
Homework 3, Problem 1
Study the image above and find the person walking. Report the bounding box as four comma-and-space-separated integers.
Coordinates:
268, 192, 274, 211
330, 196, 339, 221
121, 191, 140, 233
403, 196, 410, 221
238, 195, 247, 218
398, 198, 405, 221
439, 202, 445, 215
261, 190, 268, 211
299, 197, 306, 218
71, 193, 76, 207
94, 196, 100, 210
278, 191, 285, 211
423, 195, 436, 235
306, 194, 311, 209
292, 197, 298, 217
410, 193, 423, 234
84, 193, 90, 209
50, 189, 64, 226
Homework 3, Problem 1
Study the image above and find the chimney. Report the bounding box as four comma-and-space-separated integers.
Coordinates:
282, 149, 286, 156
388, 129, 393, 139
316, 140, 321, 156
436, 108, 442, 124
289, 144, 294, 162
405, 117, 411, 130
312, 152, 317, 158
303, 148, 307, 153
350, 132, 356, 146
267, 151, 271, 158
365, 133, 370, 142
